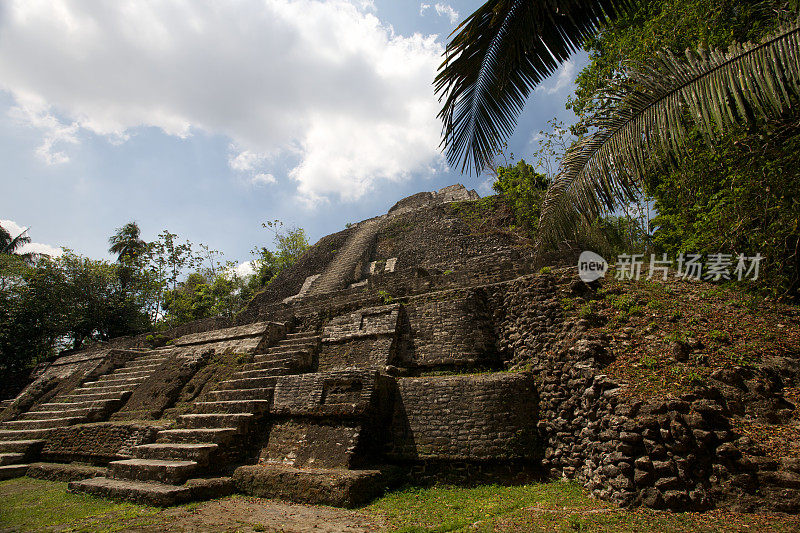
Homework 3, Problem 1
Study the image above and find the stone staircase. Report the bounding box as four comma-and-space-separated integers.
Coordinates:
0, 351, 170, 479
307, 217, 384, 296
70, 332, 321, 506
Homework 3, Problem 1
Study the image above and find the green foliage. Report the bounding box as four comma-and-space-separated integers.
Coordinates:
108, 221, 146, 265
162, 270, 252, 325
565, 0, 800, 298
0, 250, 151, 374
567, 0, 791, 119
377, 290, 394, 305
492, 160, 549, 235
249, 220, 310, 290
434, 0, 634, 174
648, 126, 800, 298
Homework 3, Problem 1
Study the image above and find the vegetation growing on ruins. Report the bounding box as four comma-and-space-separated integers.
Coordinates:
444, 0, 799, 299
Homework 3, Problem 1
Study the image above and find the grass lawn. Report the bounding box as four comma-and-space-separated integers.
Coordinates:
1, 476, 799, 532
365, 482, 800, 532
0, 477, 160, 532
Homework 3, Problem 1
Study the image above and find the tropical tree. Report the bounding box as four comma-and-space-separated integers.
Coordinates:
108, 221, 147, 264
435, 0, 635, 174
436, 1, 799, 266
0, 225, 39, 264
537, 21, 800, 246
249, 220, 310, 290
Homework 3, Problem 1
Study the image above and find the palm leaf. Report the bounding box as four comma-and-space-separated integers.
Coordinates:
537, 21, 800, 249
435, 0, 634, 175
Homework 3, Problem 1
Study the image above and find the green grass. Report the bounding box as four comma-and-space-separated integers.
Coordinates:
2, 477, 799, 532
0, 477, 159, 532
366, 482, 800, 533
366, 481, 608, 533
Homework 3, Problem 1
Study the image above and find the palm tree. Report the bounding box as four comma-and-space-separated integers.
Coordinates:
108, 222, 147, 264
0, 225, 39, 264
537, 22, 800, 245
435, 0, 635, 175
435, 1, 799, 248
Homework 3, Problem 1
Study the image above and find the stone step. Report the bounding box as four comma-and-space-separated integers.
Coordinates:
285, 332, 320, 340
73, 383, 133, 394
156, 428, 238, 444
35, 400, 113, 411
121, 362, 163, 372
110, 458, 199, 484
0, 440, 44, 453
108, 369, 153, 379
133, 443, 218, 465
2, 417, 83, 430
84, 376, 148, 387
125, 357, 169, 367
277, 336, 320, 346
233, 464, 388, 508
192, 400, 271, 414
0, 464, 29, 480
176, 413, 254, 430
0, 428, 56, 440
206, 388, 273, 401
216, 377, 277, 390
62, 390, 131, 402
265, 343, 317, 355
0, 453, 24, 466
230, 368, 295, 380
20, 408, 93, 420
241, 358, 295, 371
69, 477, 192, 506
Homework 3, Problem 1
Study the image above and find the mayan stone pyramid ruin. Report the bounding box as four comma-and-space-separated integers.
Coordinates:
2, 184, 799, 513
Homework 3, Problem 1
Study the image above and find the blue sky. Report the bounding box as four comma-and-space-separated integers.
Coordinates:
0, 0, 586, 270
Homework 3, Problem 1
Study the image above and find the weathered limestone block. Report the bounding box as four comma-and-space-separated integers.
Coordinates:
172, 321, 285, 355
260, 420, 364, 469
388, 373, 538, 461
319, 304, 405, 370
233, 464, 390, 508
40, 422, 160, 463
404, 289, 498, 368
271, 370, 384, 418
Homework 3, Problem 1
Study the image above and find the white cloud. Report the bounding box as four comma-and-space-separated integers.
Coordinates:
233, 260, 255, 278
8, 94, 80, 164
0, 0, 446, 203
419, 3, 459, 24
0, 219, 63, 257
251, 173, 276, 186
535, 60, 578, 95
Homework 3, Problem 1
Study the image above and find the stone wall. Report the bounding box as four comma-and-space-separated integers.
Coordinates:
259, 421, 365, 469
373, 204, 520, 274
488, 270, 800, 513
260, 370, 393, 470
318, 304, 404, 371
40, 422, 160, 464
404, 289, 499, 368
388, 373, 538, 461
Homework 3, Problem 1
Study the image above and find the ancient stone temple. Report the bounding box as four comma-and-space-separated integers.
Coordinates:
0, 185, 541, 506
3, 184, 799, 513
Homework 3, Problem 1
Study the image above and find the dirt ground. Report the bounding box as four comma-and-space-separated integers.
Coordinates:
83, 496, 385, 533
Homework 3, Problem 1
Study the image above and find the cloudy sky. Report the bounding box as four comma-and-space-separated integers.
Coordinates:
0, 0, 586, 268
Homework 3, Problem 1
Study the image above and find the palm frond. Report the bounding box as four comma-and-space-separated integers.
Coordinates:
435, 0, 634, 175
537, 21, 800, 249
